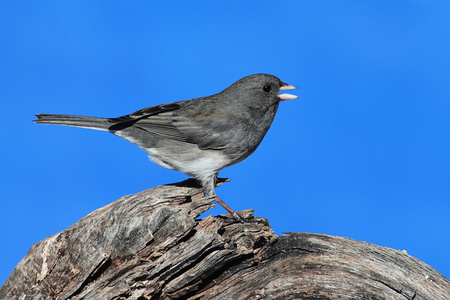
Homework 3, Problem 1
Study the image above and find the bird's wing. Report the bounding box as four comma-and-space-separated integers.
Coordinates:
108, 101, 236, 150
171, 115, 236, 150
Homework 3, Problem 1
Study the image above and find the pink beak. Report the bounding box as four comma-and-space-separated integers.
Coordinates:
279, 83, 299, 100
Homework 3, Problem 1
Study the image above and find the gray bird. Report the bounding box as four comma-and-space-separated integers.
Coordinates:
34, 73, 298, 221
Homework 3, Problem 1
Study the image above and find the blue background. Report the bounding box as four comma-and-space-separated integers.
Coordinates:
1, 1, 449, 285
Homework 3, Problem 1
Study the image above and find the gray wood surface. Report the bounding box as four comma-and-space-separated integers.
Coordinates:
1, 179, 449, 299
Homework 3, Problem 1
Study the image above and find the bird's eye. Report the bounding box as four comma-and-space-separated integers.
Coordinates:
263, 85, 272, 92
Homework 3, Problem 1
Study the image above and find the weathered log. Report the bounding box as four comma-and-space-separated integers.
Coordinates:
1, 179, 449, 299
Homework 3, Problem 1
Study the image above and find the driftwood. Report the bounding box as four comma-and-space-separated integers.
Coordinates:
1, 179, 449, 299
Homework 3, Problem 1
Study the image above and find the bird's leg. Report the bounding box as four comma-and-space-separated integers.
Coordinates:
202, 175, 244, 222
212, 195, 244, 223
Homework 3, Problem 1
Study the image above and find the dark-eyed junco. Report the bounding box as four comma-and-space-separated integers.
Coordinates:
34, 73, 298, 221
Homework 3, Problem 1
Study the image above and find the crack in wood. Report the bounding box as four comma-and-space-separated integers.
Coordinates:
64, 252, 112, 298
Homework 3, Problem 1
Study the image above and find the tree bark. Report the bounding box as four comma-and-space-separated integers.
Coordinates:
1, 179, 449, 299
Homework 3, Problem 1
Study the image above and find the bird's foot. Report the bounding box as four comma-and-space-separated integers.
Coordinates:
208, 195, 244, 223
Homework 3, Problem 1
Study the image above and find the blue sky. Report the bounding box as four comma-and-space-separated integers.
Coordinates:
1, 2, 450, 285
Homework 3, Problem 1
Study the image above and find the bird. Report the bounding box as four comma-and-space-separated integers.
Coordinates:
34, 73, 298, 222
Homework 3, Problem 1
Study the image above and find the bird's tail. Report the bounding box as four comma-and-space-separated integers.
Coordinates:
34, 114, 111, 131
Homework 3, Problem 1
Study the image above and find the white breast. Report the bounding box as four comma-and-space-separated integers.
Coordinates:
145, 147, 231, 180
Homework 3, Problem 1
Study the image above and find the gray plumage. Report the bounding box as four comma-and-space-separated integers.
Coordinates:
35, 73, 298, 220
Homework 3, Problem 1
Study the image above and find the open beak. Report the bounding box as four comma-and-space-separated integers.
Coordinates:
279, 82, 299, 101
